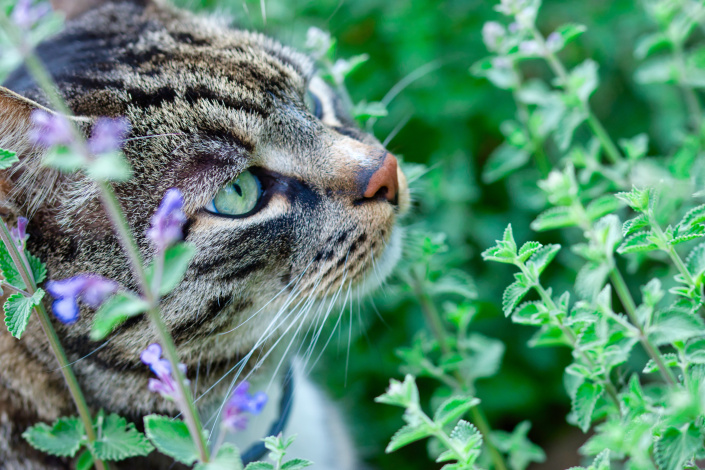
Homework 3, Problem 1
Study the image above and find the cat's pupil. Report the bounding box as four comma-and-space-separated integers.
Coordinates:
233, 183, 242, 197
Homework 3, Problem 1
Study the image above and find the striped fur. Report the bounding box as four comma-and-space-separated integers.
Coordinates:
0, 1, 409, 468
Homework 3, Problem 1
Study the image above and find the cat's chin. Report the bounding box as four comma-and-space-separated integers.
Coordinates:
357, 225, 404, 297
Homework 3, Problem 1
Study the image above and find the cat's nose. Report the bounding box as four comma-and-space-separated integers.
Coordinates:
361, 152, 399, 205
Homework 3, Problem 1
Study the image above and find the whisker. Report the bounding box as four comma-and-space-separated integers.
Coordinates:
383, 112, 413, 147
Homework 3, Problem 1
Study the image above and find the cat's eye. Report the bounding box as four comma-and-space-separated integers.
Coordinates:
205, 170, 262, 217
305, 90, 323, 119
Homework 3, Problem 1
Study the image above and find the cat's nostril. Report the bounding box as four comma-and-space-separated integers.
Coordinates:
362, 153, 399, 205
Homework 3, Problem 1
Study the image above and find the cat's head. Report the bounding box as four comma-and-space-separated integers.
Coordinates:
0, 0, 408, 395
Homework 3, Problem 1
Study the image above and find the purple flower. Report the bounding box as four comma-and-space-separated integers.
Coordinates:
141, 343, 188, 401
30, 110, 74, 148
46, 275, 119, 324
222, 381, 268, 432
87, 117, 130, 155
482, 22, 505, 52
147, 189, 187, 251
545, 32, 563, 52
11, 0, 50, 29
10, 217, 29, 249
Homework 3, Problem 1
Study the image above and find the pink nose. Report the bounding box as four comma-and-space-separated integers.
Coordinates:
363, 153, 399, 204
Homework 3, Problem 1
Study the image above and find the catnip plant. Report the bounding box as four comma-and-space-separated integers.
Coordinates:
0, 2, 310, 469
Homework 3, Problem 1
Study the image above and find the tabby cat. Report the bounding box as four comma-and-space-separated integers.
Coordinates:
0, 1, 409, 468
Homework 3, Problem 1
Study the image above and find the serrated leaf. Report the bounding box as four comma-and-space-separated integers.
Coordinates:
622, 214, 649, 237
654, 425, 700, 470
526, 244, 561, 276
385, 423, 433, 453
143, 415, 198, 465
92, 413, 153, 461
375, 375, 419, 408
27, 252, 47, 284
22, 417, 85, 457
676, 204, 705, 233
531, 205, 577, 231
194, 444, 243, 470
145, 243, 196, 296
4, 289, 44, 339
618, 134, 649, 161
529, 325, 569, 347
572, 381, 603, 432
685, 338, 705, 363
617, 231, 658, 254
503, 280, 531, 317
281, 459, 314, 470
0, 241, 25, 289
615, 187, 650, 213
0, 148, 19, 170
90, 292, 150, 340
643, 353, 678, 374
554, 23, 587, 45
450, 420, 482, 454
686, 242, 705, 279
518, 241, 542, 262
575, 262, 610, 300
585, 195, 622, 221
433, 396, 480, 427
635, 32, 669, 60
244, 463, 275, 470
648, 308, 705, 346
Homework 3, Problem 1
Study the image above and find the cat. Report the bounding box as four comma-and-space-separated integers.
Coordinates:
0, 0, 409, 468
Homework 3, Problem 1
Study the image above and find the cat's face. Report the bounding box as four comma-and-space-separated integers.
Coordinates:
0, 0, 408, 408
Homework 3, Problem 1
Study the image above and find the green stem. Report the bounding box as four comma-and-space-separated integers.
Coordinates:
671, 34, 703, 132
95, 182, 209, 462
416, 406, 475, 466
609, 269, 677, 385
0, 222, 107, 470
648, 211, 696, 287
411, 275, 508, 470
527, 25, 624, 164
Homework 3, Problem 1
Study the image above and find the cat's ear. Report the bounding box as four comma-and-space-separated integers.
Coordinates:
50, 0, 118, 19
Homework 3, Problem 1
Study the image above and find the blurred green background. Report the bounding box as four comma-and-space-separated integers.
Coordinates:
175, 0, 682, 468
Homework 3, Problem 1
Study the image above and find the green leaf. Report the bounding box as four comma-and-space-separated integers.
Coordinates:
433, 396, 481, 427
86, 151, 132, 182
622, 215, 649, 237
512, 301, 547, 325
518, 242, 542, 262
617, 231, 659, 254
43, 145, 86, 173
568, 59, 599, 102
352, 100, 388, 120
529, 325, 569, 347
194, 444, 243, 470
143, 415, 198, 465
481, 224, 517, 263
531, 206, 578, 231
553, 105, 587, 151
648, 308, 705, 346
554, 23, 587, 46
90, 292, 150, 340
685, 338, 705, 363
22, 417, 85, 457
4, 289, 45, 339
449, 420, 482, 455
0, 148, 19, 170
654, 425, 701, 470
482, 143, 530, 183
0, 241, 25, 289
281, 459, 314, 470
492, 421, 546, 470
615, 187, 650, 213
27, 252, 47, 284
575, 262, 610, 300
502, 280, 531, 317
75, 449, 94, 470
635, 56, 677, 84
643, 353, 678, 374
375, 375, 419, 408
618, 134, 649, 161
429, 270, 477, 300
686, 242, 705, 279
92, 413, 153, 460
385, 423, 433, 453
145, 243, 196, 296
585, 196, 622, 221
572, 381, 603, 432
634, 32, 670, 60
526, 244, 561, 276
676, 204, 705, 237
245, 463, 275, 470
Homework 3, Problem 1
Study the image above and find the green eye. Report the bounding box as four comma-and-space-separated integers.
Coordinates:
305, 90, 323, 119
205, 170, 262, 216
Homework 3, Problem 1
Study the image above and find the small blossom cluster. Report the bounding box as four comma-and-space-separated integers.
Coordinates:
140, 343, 189, 401
222, 381, 268, 432
11, 0, 50, 29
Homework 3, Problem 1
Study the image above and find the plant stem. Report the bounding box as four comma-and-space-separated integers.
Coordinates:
95, 182, 210, 462
411, 275, 508, 470
527, 25, 624, 164
647, 210, 696, 287
0, 222, 107, 470
609, 268, 677, 385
